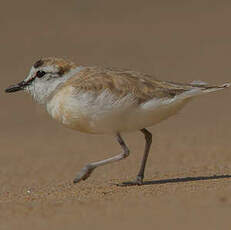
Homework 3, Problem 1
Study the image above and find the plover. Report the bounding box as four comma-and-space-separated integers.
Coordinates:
5, 57, 230, 185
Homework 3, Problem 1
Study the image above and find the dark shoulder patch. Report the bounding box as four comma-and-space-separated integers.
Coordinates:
33, 59, 44, 68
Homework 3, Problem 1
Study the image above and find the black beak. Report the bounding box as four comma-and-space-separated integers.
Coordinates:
5, 81, 28, 93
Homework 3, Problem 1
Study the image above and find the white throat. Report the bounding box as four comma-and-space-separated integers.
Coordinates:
26, 66, 84, 104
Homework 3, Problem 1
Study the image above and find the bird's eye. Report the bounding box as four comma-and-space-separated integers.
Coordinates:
36, 71, 46, 78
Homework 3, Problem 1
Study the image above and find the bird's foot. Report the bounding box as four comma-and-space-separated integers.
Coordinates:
117, 175, 144, 186
73, 164, 96, 184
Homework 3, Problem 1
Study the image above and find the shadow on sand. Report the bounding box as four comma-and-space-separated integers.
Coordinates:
117, 174, 231, 186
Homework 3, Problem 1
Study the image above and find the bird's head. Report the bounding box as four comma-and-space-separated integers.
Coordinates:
5, 57, 79, 104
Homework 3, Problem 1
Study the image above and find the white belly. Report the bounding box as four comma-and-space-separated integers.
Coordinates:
46, 87, 190, 134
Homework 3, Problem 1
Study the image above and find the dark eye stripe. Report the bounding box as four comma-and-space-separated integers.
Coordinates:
36, 71, 46, 78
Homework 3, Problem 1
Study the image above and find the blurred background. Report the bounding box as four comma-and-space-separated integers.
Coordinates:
1, 0, 231, 229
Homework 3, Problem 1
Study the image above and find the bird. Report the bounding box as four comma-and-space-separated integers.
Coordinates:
5, 57, 230, 185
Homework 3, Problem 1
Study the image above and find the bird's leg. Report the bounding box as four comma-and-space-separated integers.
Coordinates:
73, 133, 129, 184
135, 128, 152, 184
120, 128, 152, 186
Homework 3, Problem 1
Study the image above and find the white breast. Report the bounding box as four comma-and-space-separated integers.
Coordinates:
46, 86, 191, 134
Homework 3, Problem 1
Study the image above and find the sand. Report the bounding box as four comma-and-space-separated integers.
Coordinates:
1, 0, 231, 229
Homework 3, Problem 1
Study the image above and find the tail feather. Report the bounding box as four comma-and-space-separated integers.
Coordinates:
201, 82, 230, 93
178, 82, 230, 99
190, 80, 208, 86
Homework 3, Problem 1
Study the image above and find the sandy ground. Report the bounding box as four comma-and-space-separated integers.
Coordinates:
1, 0, 231, 229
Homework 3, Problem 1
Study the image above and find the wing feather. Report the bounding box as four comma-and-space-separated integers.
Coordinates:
64, 67, 194, 103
